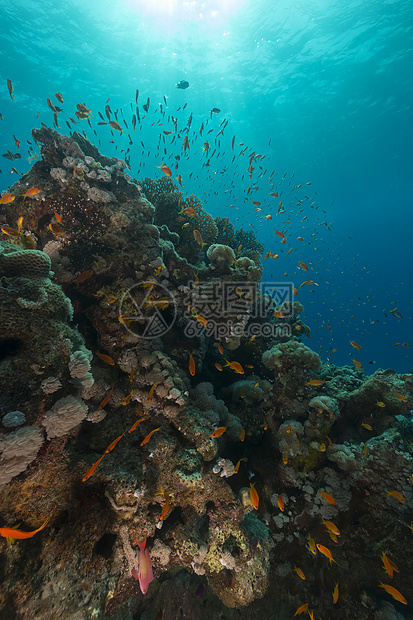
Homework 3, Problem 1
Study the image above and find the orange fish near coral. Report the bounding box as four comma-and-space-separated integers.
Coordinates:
0, 193, 15, 204
211, 426, 226, 438
96, 351, 115, 365
105, 433, 125, 454
132, 535, 154, 594
193, 229, 205, 247
0, 515, 50, 541
277, 494, 285, 512
333, 581, 339, 604
318, 490, 337, 506
223, 359, 244, 374
352, 358, 363, 370
189, 352, 196, 376
379, 583, 407, 605
250, 482, 259, 510
99, 383, 114, 409
76, 269, 93, 285
128, 418, 147, 434
23, 187, 40, 199
392, 392, 408, 402
122, 390, 134, 406
316, 544, 337, 565
293, 603, 309, 616
82, 455, 105, 482
293, 566, 306, 580
235, 457, 247, 473
385, 490, 405, 504
307, 380, 325, 386
155, 489, 170, 521
140, 427, 161, 446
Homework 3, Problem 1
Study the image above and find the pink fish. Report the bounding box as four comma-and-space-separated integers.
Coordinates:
132, 535, 154, 594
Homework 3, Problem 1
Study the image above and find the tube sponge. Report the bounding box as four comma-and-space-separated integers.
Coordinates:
41, 395, 88, 439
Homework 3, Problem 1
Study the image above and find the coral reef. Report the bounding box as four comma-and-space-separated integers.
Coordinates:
0, 127, 413, 620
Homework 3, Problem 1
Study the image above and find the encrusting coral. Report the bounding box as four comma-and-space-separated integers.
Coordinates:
0, 127, 412, 620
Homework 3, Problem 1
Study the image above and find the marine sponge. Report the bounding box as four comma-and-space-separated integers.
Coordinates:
41, 395, 88, 439
0, 426, 44, 488
1, 411, 26, 428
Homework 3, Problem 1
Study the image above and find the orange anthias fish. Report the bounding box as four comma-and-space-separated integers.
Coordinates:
0, 193, 15, 204
381, 551, 399, 578
132, 535, 154, 594
293, 566, 306, 580
105, 433, 125, 454
96, 351, 115, 365
140, 427, 161, 446
385, 490, 405, 504
307, 380, 325, 386
193, 229, 205, 247
1, 226, 20, 238
392, 392, 408, 402
299, 279, 316, 288
293, 603, 309, 616
333, 581, 339, 604
211, 426, 226, 438
307, 533, 317, 555
352, 358, 363, 370
82, 454, 105, 481
0, 515, 50, 541
189, 352, 196, 376
157, 163, 172, 177
349, 340, 361, 350
98, 383, 114, 409
277, 494, 285, 512
318, 490, 337, 506
122, 390, 134, 406
379, 583, 407, 605
23, 187, 41, 199
147, 382, 158, 403
298, 260, 308, 271
250, 482, 259, 510
76, 269, 93, 285
235, 457, 247, 473
316, 544, 337, 565
155, 489, 170, 521
128, 418, 147, 434
223, 359, 244, 374
322, 519, 340, 536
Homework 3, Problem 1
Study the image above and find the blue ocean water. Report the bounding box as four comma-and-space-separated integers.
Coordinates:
1, 0, 412, 373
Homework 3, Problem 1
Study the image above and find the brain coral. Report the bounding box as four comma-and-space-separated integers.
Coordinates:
0, 244, 52, 279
